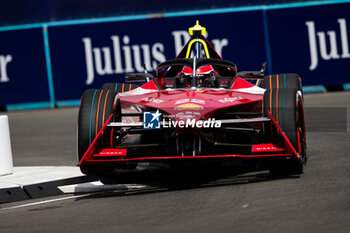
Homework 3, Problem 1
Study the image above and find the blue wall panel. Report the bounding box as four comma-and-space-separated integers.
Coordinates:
0, 28, 50, 106
267, 2, 350, 85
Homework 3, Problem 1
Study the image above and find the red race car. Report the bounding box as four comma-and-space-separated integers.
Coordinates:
77, 21, 306, 180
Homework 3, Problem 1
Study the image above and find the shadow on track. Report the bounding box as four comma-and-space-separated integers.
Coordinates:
74, 164, 300, 201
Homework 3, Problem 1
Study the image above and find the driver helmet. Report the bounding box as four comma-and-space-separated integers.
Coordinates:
180, 65, 218, 76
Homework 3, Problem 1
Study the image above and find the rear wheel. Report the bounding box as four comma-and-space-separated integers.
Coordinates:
78, 89, 116, 176
264, 88, 306, 176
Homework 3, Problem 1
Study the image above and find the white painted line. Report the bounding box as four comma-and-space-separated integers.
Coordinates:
58, 181, 147, 194
58, 181, 128, 193
126, 184, 148, 189
0, 194, 90, 211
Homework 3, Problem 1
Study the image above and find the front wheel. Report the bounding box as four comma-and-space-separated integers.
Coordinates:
264, 88, 306, 176
77, 89, 116, 176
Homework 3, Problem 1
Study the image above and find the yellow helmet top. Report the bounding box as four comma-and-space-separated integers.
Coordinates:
188, 20, 206, 36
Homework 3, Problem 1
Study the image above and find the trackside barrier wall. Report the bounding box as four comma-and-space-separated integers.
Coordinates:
0, 0, 350, 109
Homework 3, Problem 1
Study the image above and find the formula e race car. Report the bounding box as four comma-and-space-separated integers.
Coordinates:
77, 21, 306, 180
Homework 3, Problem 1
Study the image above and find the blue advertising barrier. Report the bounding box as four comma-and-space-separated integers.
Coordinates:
0, 28, 52, 109
48, 11, 266, 102
267, 2, 350, 86
0, 0, 350, 109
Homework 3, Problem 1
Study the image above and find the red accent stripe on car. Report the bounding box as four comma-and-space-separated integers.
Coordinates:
93, 149, 127, 157
266, 110, 300, 160
296, 97, 302, 154
84, 153, 294, 163
79, 114, 114, 166
269, 76, 272, 113
276, 74, 279, 124
110, 130, 113, 148
297, 129, 301, 154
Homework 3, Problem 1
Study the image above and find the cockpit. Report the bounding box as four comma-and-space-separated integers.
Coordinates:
156, 21, 237, 89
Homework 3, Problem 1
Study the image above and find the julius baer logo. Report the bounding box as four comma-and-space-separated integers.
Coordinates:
82, 31, 228, 85
306, 18, 350, 70
0, 54, 12, 83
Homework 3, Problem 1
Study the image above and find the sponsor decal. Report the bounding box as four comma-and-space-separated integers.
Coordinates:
143, 111, 221, 129
306, 18, 350, 71
82, 32, 228, 85
175, 99, 189, 105
175, 103, 204, 110
177, 114, 195, 119
218, 96, 244, 103
99, 149, 127, 156
252, 143, 285, 152
0, 54, 12, 83
82, 36, 166, 85
174, 111, 201, 119
163, 118, 221, 128
255, 146, 278, 151
190, 99, 205, 104
174, 99, 205, 105
141, 97, 164, 104
143, 110, 161, 129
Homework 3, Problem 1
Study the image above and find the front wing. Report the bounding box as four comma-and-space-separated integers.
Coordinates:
78, 110, 301, 167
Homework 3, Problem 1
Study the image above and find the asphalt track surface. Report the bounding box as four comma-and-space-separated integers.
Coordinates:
1, 91, 350, 233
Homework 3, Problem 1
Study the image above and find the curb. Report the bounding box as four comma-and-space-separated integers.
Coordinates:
21, 175, 97, 200
0, 167, 97, 204
0, 186, 29, 204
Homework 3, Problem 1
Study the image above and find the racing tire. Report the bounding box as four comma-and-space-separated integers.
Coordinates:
263, 73, 303, 93
78, 89, 116, 176
102, 82, 139, 171
102, 83, 139, 93
263, 88, 306, 176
